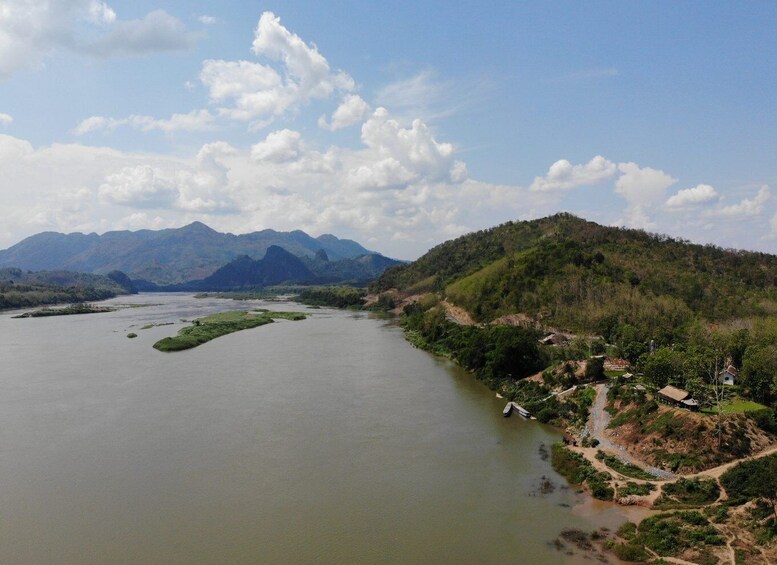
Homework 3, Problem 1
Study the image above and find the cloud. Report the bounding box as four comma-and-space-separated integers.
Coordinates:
710, 185, 771, 218
530, 155, 616, 192
0, 2, 199, 78
251, 12, 354, 98
0, 113, 12, 126
198, 15, 218, 25
251, 129, 302, 162
99, 165, 180, 208
81, 10, 199, 57
666, 184, 718, 208
87, 1, 116, 25
358, 107, 462, 184
615, 162, 676, 205
318, 94, 370, 131
614, 162, 677, 228
198, 12, 353, 128
74, 110, 216, 135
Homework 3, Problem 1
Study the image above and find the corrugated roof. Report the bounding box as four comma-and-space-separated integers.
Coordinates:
657, 385, 690, 402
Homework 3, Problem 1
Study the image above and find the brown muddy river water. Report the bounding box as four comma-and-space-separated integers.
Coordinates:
0, 294, 633, 563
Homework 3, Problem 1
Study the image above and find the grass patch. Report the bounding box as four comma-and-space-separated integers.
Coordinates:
654, 478, 720, 509
637, 511, 724, 557
596, 450, 658, 480
153, 310, 305, 352
700, 397, 768, 415
127, 332, 137, 338
551, 443, 613, 500
618, 481, 656, 497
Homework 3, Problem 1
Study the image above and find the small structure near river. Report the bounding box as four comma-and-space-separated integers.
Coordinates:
657, 385, 699, 411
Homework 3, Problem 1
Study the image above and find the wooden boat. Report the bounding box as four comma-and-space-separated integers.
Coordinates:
511, 402, 530, 418
502, 402, 513, 417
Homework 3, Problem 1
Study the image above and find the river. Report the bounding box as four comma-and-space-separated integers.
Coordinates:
0, 294, 633, 563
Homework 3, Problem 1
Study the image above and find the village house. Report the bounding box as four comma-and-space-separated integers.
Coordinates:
717, 365, 738, 386
657, 384, 700, 411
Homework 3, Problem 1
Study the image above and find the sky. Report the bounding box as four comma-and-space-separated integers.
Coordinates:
0, 1, 776, 259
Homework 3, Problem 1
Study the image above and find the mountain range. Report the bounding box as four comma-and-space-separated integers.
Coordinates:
0, 222, 385, 285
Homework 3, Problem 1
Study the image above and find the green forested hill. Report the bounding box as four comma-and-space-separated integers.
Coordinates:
0, 268, 136, 310
372, 214, 777, 344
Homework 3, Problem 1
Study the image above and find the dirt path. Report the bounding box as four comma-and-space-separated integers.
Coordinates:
586, 383, 676, 481
688, 443, 777, 480
441, 300, 476, 325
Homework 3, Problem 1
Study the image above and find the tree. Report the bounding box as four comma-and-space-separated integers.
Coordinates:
585, 356, 605, 381
741, 345, 777, 404
640, 347, 683, 389
706, 357, 728, 450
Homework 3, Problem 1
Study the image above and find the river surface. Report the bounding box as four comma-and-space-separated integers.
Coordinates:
0, 294, 631, 563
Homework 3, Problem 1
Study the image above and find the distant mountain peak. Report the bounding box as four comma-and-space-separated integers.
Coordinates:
180, 221, 218, 234
0, 223, 377, 284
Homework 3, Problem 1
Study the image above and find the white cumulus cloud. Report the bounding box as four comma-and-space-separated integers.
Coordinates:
318, 94, 370, 131
0, 113, 12, 126
615, 162, 677, 228
530, 155, 616, 192
711, 185, 771, 218
199, 12, 353, 127
359, 107, 458, 184
99, 165, 180, 209
666, 184, 718, 208
251, 129, 302, 162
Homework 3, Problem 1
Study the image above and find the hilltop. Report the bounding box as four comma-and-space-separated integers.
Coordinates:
372, 213, 777, 349
0, 222, 377, 285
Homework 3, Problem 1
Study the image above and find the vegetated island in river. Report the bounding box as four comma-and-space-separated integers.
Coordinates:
152, 309, 306, 352
12, 303, 115, 318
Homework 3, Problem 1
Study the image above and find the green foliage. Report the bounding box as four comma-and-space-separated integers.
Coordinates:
127, 332, 137, 338
585, 356, 605, 381
618, 482, 656, 497
721, 454, 777, 513
617, 521, 638, 541
0, 268, 132, 310
741, 344, 777, 404
595, 450, 657, 480
747, 408, 777, 433
637, 512, 724, 557
401, 304, 547, 387
639, 347, 684, 389
153, 310, 306, 352
372, 214, 777, 353
611, 543, 650, 562
296, 286, 365, 308
551, 443, 613, 500
12, 302, 114, 317
656, 478, 720, 508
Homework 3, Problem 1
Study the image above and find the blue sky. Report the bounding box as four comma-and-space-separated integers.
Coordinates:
1, 1, 775, 258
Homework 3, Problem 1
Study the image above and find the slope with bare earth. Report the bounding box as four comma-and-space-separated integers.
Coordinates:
599, 392, 774, 474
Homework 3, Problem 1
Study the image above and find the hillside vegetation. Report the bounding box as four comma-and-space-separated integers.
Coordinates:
0, 268, 136, 310
373, 213, 777, 347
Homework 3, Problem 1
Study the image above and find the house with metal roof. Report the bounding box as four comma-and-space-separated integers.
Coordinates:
657, 384, 699, 411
